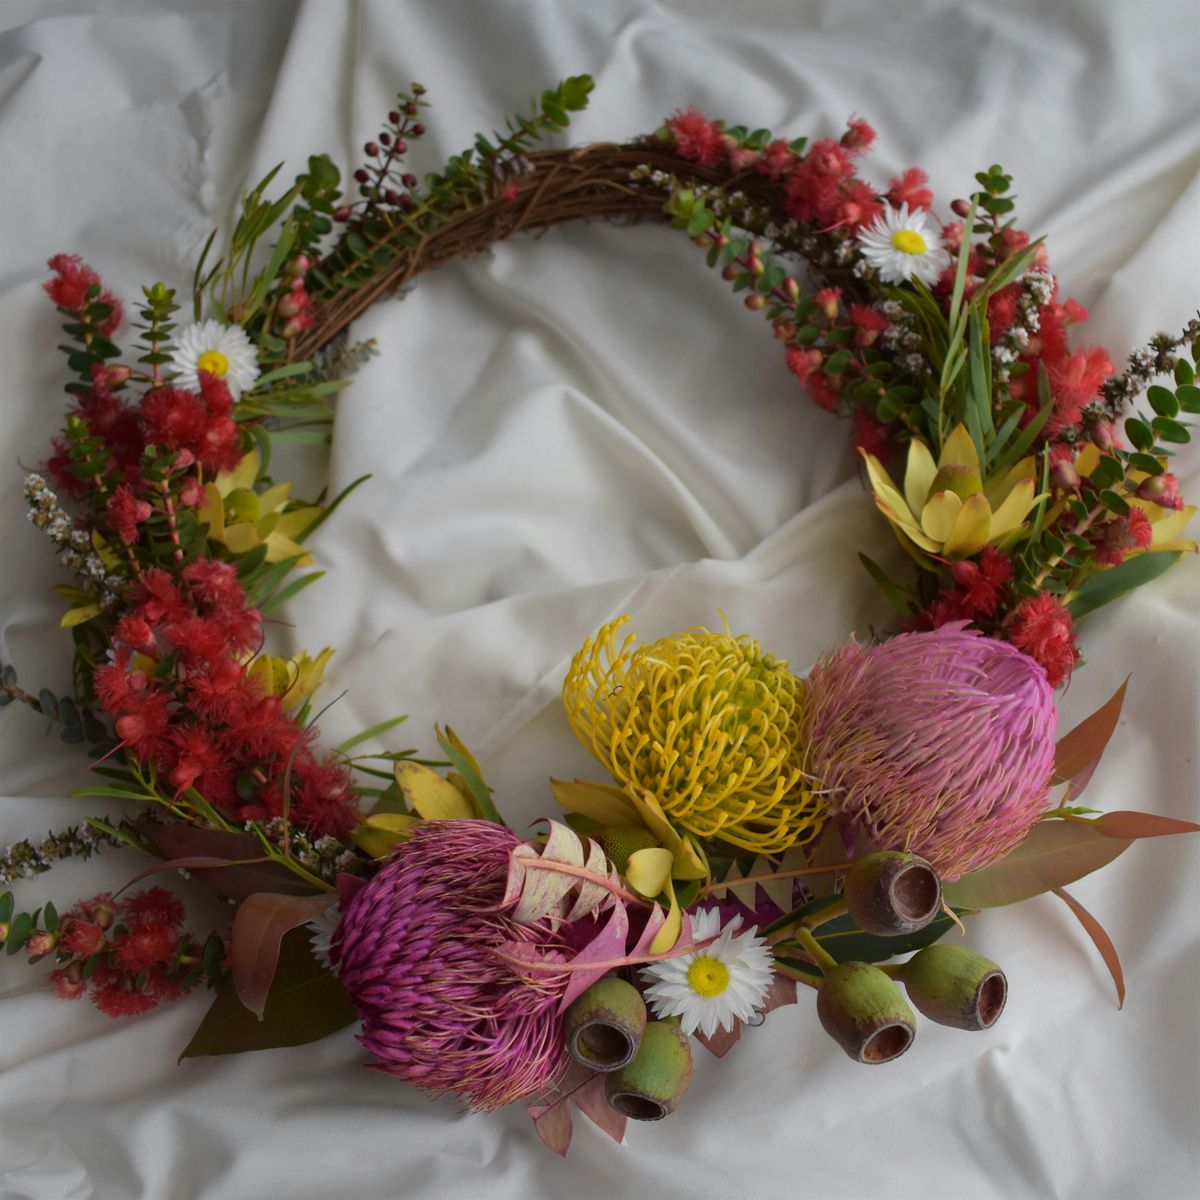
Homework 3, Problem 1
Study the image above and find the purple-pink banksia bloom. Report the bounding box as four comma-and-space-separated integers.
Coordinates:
334, 820, 570, 1110
801, 623, 1057, 880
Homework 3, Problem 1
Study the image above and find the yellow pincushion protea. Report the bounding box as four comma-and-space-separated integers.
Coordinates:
561, 616, 824, 854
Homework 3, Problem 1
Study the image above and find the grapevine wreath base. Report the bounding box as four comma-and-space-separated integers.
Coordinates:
2, 75, 1198, 1155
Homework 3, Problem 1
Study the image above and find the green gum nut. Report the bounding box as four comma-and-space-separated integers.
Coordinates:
899, 943, 1007, 1031
843, 850, 942, 936
604, 1019, 694, 1120
564, 976, 647, 1071
816, 961, 917, 1064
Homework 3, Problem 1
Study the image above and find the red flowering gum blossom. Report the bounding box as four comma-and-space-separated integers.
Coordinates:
664, 107, 727, 167
44, 254, 122, 334
1007, 592, 1079, 687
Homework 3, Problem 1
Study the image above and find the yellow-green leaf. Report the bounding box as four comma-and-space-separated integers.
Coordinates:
625, 847, 673, 898
393, 760, 474, 820
60, 603, 101, 628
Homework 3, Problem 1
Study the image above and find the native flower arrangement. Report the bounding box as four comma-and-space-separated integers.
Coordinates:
2, 76, 1198, 1154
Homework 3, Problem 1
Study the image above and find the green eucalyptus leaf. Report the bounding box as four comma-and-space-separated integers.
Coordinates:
179, 931, 355, 1059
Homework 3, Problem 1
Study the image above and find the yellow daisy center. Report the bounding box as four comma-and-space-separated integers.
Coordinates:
891, 229, 927, 256
687, 955, 731, 998
197, 349, 229, 377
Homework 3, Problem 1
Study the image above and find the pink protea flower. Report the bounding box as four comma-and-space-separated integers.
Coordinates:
801, 623, 1057, 880
333, 820, 571, 1111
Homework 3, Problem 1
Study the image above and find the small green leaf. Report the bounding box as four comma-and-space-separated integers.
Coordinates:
1124, 417, 1154, 452
5, 911, 33, 954
1147, 385, 1179, 418
335, 714, 409, 754
1151, 416, 1190, 444
1067, 551, 1183, 620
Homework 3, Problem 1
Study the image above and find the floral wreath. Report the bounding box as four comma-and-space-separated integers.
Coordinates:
3, 76, 1198, 1154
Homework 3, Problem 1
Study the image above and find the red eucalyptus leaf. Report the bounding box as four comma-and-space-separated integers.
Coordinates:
557, 902, 630, 1012
531, 1096, 573, 1156
120, 854, 267, 892
1091, 810, 1200, 840
231, 891, 336, 1017
1052, 677, 1129, 790
943, 820, 1132, 908
1053, 886, 1125, 1008
761, 973, 799, 1014
696, 1023, 743, 1058
139, 823, 317, 898
572, 1072, 627, 1144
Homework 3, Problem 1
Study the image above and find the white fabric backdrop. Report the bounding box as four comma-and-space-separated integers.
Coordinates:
1, 2, 1197, 1198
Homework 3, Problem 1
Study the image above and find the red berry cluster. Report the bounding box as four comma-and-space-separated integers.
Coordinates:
335, 85, 428, 222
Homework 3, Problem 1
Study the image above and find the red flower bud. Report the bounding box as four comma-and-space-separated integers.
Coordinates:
411, 122, 425, 136
1135, 471, 1184, 510
402, 173, 418, 189
951, 198, 972, 218
333, 206, 352, 222
393, 140, 408, 155
364, 142, 379, 157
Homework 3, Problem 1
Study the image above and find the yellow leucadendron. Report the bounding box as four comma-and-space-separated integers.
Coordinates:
861, 424, 1043, 561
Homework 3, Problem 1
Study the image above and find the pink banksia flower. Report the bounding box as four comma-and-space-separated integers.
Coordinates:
333, 820, 572, 1111
801, 623, 1057, 880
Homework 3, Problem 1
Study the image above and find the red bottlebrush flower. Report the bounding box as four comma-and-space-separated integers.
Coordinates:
783, 138, 854, 225
197, 371, 235, 419
50, 963, 87, 1000
60, 917, 106, 958
94, 647, 136, 712
106, 484, 152, 545
113, 689, 172, 760
112, 919, 178, 974
112, 613, 156, 654
665, 107, 727, 167
44, 254, 122, 334
851, 409, 893, 460
197, 414, 242, 474
288, 755, 359, 838
1135, 471, 1184, 511
179, 476, 204, 507
987, 285, 1020, 341
1063, 298, 1089, 325
1047, 346, 1114, 430
141, 386, 208, 449
842, 116, 876, 154
121, 886, 185, 927
90, 971, 159, 1018
757, 139, 797, 182
950, 546, 1014, 618
1094, 509, 1154, 565
144, 967, 183, 1003
786, 345, 822, 384
998, 227, 1031, 259
186, 658, 252, 723
849, 303, 889, 347
166, 724, 235, 801
806, 370, 841, 414
830, 179, 884, 232
182, 557, 243, 608
886, 167, 933, 211
165, 613, 234, 666
133, 568, 185, 624
67, 893, 117, 929
1007, 592, 1079, 687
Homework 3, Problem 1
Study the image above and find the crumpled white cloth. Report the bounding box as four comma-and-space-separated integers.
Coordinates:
1, 2, 1198, 1198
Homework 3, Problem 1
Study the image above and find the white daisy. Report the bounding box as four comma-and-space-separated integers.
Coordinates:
170, 318, 260, 398
640, 908, 774, 1038
857, 203, 952, 286
307, 902, 341, 971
